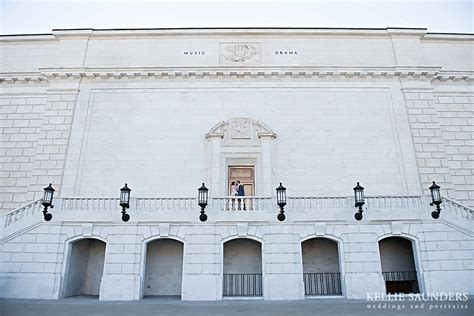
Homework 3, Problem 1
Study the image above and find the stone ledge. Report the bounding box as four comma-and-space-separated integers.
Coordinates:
2, 67, 472, 84
39, 66, 443, 80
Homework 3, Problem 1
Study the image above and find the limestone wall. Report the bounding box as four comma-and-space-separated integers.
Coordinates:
1, 29, 472, 72
0, 220, 472, 300
302, 238, 340, 273
0, 95, 45, 211
0, 29, 472, 213
0, 28, 472, 302
433, 91, 474, 207
144, 239, 183, 296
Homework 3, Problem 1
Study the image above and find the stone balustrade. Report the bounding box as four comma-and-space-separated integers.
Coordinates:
442, 197, 473, 220
2, 195, 472, 228
365, 196, 424, 209
136, 198, 196, 212
210, 197, 274, 212
61, 197, 119, 212
288, 196, 350, 211
3, 199, 43, 228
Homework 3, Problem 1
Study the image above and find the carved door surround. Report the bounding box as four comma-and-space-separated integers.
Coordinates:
206, 118, 276, 196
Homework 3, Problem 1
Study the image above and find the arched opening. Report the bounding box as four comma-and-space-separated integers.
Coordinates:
64, 238, 106, 298
301, 238, 342, 296
143, 239, 184, 298
223, 238, 263, 297
378, 237, 420, 294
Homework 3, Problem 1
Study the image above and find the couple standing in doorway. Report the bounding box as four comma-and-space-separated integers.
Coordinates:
230, 180, 246, 210
230, 180, 245, 197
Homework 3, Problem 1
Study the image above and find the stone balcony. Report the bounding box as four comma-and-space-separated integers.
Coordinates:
2, 195, 472, 241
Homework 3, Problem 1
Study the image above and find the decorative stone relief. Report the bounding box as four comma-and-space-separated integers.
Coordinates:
230, 119, 251, 139
206, 118, 276, 144
220, 43, 261, 64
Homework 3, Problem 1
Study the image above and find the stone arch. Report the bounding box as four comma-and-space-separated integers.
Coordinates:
222, 237, 264, 297
377, 235, 421, 294
299, 233, 343, 245
139, 224, 187, 242
221, 224, 265, 244
62, 237, 107, 298
376, 232, 419, 243
140, 236, 185, 298
64, 234, 108, 245
300, 236, 343, 296
142, 234, 186, 245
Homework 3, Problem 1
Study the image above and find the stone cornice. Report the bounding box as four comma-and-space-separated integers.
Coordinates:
1, 67, 473, 84
38, 66, 443, 80
0, 27, 430, 40
423, 33, 474, 41
433, 71, 474, 82
0, 34, 56, 42
2, 28, 472, 43
0, 72, 46, 84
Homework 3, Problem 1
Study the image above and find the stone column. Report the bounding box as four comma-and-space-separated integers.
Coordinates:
263, 228, 305, 300
260, 136, 273, 197
402, 84, 455, 198
208, 136, 222, 196
181, 227, 221, 300
342, 232, 385, 299
100, 225, 141, 300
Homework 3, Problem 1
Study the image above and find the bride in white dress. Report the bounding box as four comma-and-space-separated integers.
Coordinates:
230, 181, 239, 210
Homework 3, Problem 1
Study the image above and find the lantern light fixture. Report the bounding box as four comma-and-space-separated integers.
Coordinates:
353, 182, 365, 221
119, 183, 131, 222
198, 183, 209, 222
276, 182, 287, 221
429, 181, 442, 219
42, 183, 55, 221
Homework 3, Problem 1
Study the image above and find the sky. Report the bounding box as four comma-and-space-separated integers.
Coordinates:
0, 0, 472, 35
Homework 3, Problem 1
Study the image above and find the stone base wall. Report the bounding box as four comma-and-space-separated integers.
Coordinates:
0, 219, 472, 300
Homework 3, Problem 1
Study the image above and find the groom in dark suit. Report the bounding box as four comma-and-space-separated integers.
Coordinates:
237, 180, 245, 197
237, 181, 246, 210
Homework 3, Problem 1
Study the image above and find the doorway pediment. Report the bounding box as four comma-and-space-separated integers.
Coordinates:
206, 118, 276, 147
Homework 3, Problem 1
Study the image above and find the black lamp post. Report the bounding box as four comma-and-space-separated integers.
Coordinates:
119, 183, 131, 222
198, 183, 208, 222
276, 182, 287, 221
353, 182, 365, 221
429, 181, 442, 219
42, 183, 55, 221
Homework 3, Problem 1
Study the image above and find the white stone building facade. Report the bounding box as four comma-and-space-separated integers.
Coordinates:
0, 28, 472, 301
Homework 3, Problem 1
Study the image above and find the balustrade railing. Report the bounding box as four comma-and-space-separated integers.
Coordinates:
210, 197, 274, 212
3, 199, 43, 227
303, 272, 342, 296
223, 273, 263, 296
366, 196, 423, 209
59, 196, 427, 213
288, 197, 349, 211
136, 198, 196, 212
61, 198, 118, 212
441, 197, 473, 220
287, 196, 424, 212
3, 195, 472, 227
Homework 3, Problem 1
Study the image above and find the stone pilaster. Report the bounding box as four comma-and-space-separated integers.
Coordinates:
27, 80, 80, 201
402, 86, 455, 197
